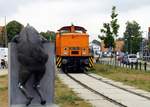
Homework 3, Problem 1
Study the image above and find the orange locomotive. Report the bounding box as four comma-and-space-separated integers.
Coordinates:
56, 25, 94, 72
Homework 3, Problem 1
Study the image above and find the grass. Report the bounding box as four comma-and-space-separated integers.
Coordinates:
55, 76, 92, 107
0, 75, 8, 107
0, 75, 92, 107
91, 64, 150, 92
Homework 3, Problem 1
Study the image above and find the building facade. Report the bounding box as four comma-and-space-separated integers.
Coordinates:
0, 26, 5, 47
101, 40, 124, 52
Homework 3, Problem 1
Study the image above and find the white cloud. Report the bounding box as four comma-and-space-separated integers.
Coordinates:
0, 0, 150, 41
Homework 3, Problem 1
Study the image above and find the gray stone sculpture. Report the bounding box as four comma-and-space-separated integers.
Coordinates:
11, 25, 48, 106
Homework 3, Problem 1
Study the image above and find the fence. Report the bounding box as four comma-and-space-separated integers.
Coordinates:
98, 59, 149, 71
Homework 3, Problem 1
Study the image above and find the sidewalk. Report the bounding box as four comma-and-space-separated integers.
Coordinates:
0, 69, 8, 76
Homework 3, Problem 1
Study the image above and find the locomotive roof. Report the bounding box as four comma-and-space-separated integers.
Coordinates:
58, 25, 87, 32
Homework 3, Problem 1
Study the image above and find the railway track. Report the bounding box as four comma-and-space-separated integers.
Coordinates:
65, 73, 150, 107
85, 73, 150, 100
66, 73, 127, 107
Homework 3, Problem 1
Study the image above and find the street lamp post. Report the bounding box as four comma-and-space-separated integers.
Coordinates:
143, 31, 148, 61
125, 38, 128, 54
141, 38, 144, 60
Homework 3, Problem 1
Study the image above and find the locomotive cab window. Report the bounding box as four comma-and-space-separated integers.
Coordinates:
58, 25, 87, 34
60, 30, 70, 34
74, 30, 83, 33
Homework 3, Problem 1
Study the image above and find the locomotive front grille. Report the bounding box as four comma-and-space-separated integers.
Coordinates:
71, 51, 79, 54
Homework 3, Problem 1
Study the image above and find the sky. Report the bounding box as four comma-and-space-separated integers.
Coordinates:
0, 0, 150, 41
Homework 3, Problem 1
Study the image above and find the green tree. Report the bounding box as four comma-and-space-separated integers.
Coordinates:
40, 31, 56, 41
6, 20, 24, 42
92, 39, 100, 45
148, 42, 150, 49
99, 6, 119, 51
123, 21, 142, 54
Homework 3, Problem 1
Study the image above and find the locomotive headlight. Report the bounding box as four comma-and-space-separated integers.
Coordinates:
82, 52, 86, 55
64, 47, 68, 50
82, 48, 86, 55
64, 47, 68, 55
64, 52, 68, 55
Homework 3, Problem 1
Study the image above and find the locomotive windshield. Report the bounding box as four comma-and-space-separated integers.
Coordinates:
59, 29, 70, 33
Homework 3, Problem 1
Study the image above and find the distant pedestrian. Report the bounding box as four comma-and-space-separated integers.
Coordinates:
1, 59, 6, 69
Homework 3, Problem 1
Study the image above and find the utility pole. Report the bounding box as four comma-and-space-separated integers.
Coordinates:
4, 16, 7, 47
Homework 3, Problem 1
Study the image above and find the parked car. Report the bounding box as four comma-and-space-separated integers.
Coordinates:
121, 55, 128, 64
102, 52, 107, 58
122, 54, 138, 64
128, 54, 138, 64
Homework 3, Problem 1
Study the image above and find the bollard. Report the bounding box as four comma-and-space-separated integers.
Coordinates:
131, 62, 133, 69
139, 62, 142, 70
135, 62, 138, 70
128, 63, 130, 69
144, 62, 147, 71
